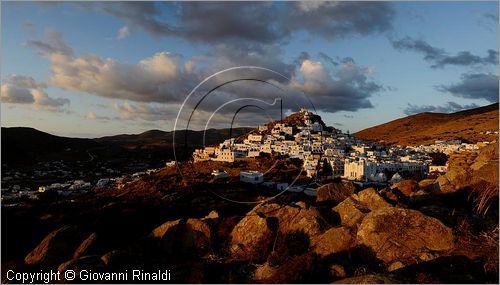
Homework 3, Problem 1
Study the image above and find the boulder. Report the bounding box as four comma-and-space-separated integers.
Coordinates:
230, 203, 325, 261
229, 213, 274, 261
73, 232, 98, 259
24, 226, 85, 266
356, 207, 454, 266
151, 218, 211, 257
333, 188, 391, 228
436, 175, 454, 193
316, 182, 355, 204
333, 274, 398, 284
379, 188, 399, 204
391, 180, 418, 197
312, 227, 354, 257
58, 255, 105, 281
357, 188, 392, 210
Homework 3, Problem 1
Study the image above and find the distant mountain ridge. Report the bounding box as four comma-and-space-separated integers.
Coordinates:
1, 126, 252, 167
354, 103, 499, 146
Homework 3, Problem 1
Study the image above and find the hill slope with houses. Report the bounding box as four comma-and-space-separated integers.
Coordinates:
354, 103, 499, 146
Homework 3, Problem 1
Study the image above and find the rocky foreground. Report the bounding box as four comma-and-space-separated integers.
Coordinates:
2, 145, 498, 284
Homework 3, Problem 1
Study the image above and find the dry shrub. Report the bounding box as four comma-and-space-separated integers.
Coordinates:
468, 180, 498, 216
479, 226, 499, 274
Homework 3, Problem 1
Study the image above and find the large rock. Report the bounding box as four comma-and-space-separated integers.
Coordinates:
73, 232, 98, 259
333, 188, 391, 228
357, 188, 392, 210
316, 182, 355, 204
418, 179, 441, 194
151, 218, 211, 257
230, 202, 325, 261
391, 180, 418, 197
356, 207, 454, 266
436, 175, 454, 193
25, 226, 85, 266
312, 227, 354, 257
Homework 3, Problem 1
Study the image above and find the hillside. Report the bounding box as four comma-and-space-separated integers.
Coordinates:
354, 103, 499, 146
1, 127, 99, 166
1, 127, 253, 167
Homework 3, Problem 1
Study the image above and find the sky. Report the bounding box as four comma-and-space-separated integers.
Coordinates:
1, 1, 498, 138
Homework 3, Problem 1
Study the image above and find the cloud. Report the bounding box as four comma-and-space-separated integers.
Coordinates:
26, 30, 383, 124
289, 58, 382, 112
437, 73, 499, 102
84, 112, 110, 120
403, 102, 480, 115
27, 32, 191, 103
112, 102, 179, 122
483, 12, 499, 22
116, 26, 130, 40
286, 2, 394, 40
100, 2, 174, 38
1, 75, 70, 111
91, 2, 394, 44
391, 36, 498, 68
1, 84, 35, 104
26, 30, 73, 56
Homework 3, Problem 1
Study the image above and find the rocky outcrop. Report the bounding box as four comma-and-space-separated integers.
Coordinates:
312, 227, 354, 257
24, 226, 85, 266
230, 202, 325, 261
333, 188, 391, 228
316, 182, 355, 204
151, 218, 211, 257
356, 207, 455, 267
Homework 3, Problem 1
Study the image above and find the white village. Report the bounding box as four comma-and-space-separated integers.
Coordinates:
192, 108, 494, 193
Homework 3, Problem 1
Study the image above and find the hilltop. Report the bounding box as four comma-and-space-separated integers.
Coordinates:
354, 103, 499, 146
265, 110, 332, 132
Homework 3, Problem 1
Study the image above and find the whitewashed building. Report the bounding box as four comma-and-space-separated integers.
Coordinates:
240, 171, 264, 184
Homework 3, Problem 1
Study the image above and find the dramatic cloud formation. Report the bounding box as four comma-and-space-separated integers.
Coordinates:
391, 36, 498, 68
26, 31, 382, 120
93, 2, 394, 44
403, 101, 480, 115
290, 57, 381, 112
437, 73, 499, 102
1, 75, 70, 112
